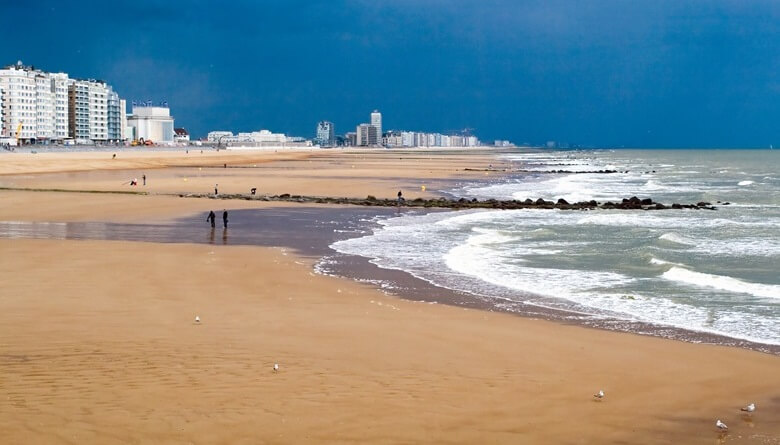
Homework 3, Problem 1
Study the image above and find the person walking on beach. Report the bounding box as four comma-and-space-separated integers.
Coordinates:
142, 174, 146, 186
214, 183, 219, 196
207, 210, 216, 228
222, 210, 229, 228
397, 190, 405, 205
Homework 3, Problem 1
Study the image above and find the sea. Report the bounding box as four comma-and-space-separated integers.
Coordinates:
329, 149, 780, 348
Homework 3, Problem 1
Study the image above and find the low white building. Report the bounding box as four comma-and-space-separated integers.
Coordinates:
207, 131, 233, 143
174, 128, 190, 142
127, 106, 174, 143
237, 129, 287, 144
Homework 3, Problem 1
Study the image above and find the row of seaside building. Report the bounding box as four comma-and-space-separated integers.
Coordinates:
0, 61, 178, 145
322, 111, 481, 148
206, 110, 483, 149
4, 61, 500, 148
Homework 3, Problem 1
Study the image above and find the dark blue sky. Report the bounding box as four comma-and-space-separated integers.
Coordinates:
2, 0, 778, 147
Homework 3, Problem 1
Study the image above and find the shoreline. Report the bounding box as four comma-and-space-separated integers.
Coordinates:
1, 204, 775, 354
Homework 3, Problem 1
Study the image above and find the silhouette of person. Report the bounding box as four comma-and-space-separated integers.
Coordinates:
207, 210, 216, 228
214, 183, 219, 195
222, 210, 228, 228
142, 174, 146, 186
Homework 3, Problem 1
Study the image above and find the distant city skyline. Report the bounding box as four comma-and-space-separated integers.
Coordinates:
2, 1, 777, 147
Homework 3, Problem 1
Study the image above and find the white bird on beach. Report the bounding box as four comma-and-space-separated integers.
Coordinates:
716, 419, 728, 431
194, 316, 200, 323
741, 403, 755, 413
593, 390, 605, 400
273, 363, 279, 372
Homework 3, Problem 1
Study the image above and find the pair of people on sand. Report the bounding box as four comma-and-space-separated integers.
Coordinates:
207, 210, 228, 228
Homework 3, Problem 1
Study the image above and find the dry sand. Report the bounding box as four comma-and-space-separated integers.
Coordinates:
0, 149, 778, 444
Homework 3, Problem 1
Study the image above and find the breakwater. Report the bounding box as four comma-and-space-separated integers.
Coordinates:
183, 192, 720, 211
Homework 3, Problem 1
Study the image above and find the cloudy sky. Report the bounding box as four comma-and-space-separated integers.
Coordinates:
2, 0, 778, 147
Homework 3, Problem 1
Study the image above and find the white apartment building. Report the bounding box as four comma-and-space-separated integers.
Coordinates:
1, 62, 124, 144
383, 129, 479, 148
356, 123, 378, 146
0, 62, 70, 142
88, 81, 108, 141
0, 62, 121, 143
316, 121, 334, 146
119, 99, 127, 141
52, 73, 69, 139
68, 79, 122, 142
0, 85, 4, 136
370, 110, 382, 140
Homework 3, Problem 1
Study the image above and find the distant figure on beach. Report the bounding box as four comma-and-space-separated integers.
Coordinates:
130, 178, 137, 186
112, 153, 116, 159
224, 163, 227, 168
250, 187, 257, 195
207, 210, 216, 228
397, 190, 405, 205
223, 210, 228, 228
214, 184, 219, 195
142, 174, 146, 186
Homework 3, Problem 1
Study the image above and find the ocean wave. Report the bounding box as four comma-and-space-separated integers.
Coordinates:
662, 267, 780, 300
576, 213, 777, 229
649, 257, 686, 267
658, 232, 695, 246
738, 180, 755, 186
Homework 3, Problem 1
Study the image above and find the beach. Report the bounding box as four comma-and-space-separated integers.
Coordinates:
1, 148, 778, 444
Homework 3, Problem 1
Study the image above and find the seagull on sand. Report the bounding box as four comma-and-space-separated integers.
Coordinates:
194, 316, 200, 323
716, 419, 728, 431
273, 363, 279, 372
593, 390, 605, 400
741, 403, 755, 413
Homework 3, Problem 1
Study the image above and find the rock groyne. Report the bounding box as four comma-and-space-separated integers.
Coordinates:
182, 193, 718, 211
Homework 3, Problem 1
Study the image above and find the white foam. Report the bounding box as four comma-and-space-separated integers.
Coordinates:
662, 267, 780, 300
738, 180, 755, 186
658, 232, 695, 246
650, 257, 671, 265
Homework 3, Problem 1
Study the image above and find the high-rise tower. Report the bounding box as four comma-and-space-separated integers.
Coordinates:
370, 110, 382, 143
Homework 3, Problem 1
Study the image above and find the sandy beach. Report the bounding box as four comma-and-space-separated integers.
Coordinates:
1, 148, 778, 444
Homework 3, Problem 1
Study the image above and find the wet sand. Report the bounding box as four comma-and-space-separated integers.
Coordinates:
0, 149, 779, 444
